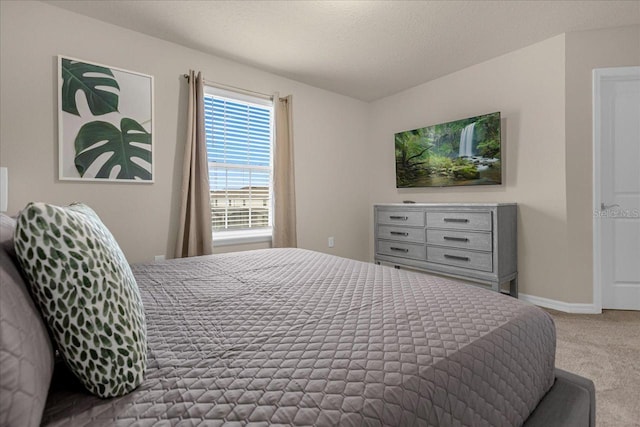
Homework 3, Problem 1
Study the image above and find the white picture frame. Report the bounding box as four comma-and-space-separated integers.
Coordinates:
58, 55, 154, 183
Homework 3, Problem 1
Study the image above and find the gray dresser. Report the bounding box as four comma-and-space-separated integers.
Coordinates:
374, 203, 518, 297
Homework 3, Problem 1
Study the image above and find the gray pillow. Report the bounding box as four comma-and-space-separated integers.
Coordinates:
13, 203, 147, 398
0, 213, 54, 427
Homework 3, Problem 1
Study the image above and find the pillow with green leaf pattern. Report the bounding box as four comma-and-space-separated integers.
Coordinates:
13, 202, 146, 398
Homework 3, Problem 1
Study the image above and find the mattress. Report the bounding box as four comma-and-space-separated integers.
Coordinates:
42, 248, 555, 426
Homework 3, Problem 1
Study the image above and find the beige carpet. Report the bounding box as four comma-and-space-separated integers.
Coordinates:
544, 309, 640, 427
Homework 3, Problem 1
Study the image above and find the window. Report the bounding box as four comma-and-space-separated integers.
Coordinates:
204, 87, 273, 244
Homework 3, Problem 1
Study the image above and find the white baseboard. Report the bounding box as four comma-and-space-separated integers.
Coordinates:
519, 293, 601, 314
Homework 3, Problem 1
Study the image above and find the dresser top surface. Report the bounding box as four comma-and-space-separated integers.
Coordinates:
375, 203, 516, 207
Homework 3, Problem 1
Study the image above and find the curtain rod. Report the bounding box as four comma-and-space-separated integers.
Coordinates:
183, 74, 273, 101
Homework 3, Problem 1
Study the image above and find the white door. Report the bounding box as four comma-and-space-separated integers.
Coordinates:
594, 66, 640, 311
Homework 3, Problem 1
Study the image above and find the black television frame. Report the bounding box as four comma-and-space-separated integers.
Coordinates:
395, 111, 502, 188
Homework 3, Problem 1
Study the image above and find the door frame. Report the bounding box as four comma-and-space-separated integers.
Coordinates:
592, 66, 639, 312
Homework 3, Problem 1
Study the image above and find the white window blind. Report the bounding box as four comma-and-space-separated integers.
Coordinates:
203, 89, 273, 234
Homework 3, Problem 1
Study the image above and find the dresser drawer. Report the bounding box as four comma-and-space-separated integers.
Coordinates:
427, 247, 493, 272
378, 225, 424, 243
426, 211, 492, 231
377, 240, 426, 261
377, 210, 425, 227
426, 229, 492, 251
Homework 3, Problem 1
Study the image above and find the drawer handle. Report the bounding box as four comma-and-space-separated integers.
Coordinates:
390, 247, 409, 253
390, 231, 409, 236
444, 218, 469, 223
444, 254, 470, 261
443, 236, 469, 242
389, 216, 409, 221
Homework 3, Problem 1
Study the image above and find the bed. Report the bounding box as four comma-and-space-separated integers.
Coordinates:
0, 213, 595, 426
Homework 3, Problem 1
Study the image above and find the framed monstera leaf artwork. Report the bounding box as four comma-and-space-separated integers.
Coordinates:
58, 56, 154, 182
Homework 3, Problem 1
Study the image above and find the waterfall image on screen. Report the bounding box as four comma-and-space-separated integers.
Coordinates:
395, 112, 501, 187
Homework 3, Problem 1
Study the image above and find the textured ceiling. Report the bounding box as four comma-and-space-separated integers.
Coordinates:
44, 0, 640, 101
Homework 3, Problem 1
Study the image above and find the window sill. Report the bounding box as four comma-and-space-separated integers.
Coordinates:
212, 228, 272, 247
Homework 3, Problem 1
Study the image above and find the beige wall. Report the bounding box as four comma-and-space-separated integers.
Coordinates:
0, 1, 370, 263
366, 35, 570, 300
564, 25, 640, 303
366, 26, 640, 305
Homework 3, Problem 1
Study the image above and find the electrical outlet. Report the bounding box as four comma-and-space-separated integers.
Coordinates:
328, 237, 335, 248
154, 255, 166, 262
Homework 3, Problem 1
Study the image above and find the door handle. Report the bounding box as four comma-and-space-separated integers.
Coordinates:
601, 203, 620, 210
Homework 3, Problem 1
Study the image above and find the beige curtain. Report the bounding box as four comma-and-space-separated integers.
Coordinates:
175, 70, 213, 258
272, 95, 297, 248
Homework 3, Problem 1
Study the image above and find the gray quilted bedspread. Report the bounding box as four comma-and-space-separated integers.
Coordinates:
42, 248, 555, 426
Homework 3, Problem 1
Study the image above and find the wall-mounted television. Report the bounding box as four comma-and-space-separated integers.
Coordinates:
395, 111, 501, 188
